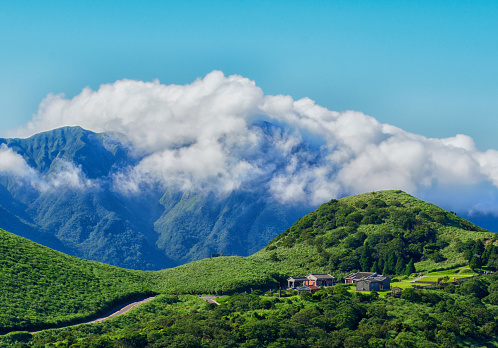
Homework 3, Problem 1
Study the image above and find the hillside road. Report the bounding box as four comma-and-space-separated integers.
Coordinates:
29, 296, 156, 334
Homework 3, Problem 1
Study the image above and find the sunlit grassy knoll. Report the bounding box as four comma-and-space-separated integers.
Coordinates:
390, 281, 418, 289
417, 275, 471, 283
425, 266, 470, 275
147, 253, 319, 295
0, 229, 151, 333
145, 241, 338, 295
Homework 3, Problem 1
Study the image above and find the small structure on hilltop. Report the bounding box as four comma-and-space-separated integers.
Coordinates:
344, 272, 377, 284
287, 273, 334, 290
344, 272, 391, 291
391, 287, 403, 297
355, 274, 391, 291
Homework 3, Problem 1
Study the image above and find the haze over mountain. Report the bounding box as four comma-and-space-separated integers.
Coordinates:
2, 71, 498, 269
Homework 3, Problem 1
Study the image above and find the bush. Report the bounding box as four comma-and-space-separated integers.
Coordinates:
401, 288, 422, 302
300, 291, 313, 301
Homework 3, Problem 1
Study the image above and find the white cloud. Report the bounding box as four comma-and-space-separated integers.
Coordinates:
10, 70, 498, 214
45, 160, 98, 190
0, 144, 95, 191
0, 144, 36, 178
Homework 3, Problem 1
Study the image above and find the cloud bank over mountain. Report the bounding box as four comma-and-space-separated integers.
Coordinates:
9, 71, 498, 213
0, 144, 93, 191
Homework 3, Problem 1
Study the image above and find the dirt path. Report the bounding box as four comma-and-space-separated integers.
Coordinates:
29, 296, 156, 334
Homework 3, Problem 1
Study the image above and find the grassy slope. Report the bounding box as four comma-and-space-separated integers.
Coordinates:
1, 190, 496, 333
0, 229, 152, 333
149, 190, 496, 293
4, 278, 498, 348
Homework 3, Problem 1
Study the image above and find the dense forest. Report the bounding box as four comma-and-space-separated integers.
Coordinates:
265, 190, 494, 277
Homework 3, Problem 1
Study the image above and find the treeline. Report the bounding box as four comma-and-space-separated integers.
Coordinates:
457, 239, 498, 270
360, 242, 416, 276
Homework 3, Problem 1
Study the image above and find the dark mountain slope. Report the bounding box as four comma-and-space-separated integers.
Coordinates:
154, 189, 310, 264
0, 127, 172, 270
26, 187, 172, 269
0, 126, 310, 269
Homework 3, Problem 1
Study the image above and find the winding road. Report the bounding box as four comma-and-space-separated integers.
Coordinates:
199, 296, 222, 305
29, 296, 156, 334
87, 296, 156, 324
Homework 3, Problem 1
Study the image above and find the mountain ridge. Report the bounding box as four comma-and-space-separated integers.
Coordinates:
0, 126, 311, 269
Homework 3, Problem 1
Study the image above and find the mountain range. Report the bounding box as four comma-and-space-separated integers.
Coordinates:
2, 126, 497, 271
0, 126, 310, 270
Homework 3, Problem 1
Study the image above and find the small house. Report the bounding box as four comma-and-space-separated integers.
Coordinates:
355, 274, 391, 291
344, 272, 377, 284
287, 276, 308, 289
287, 273, 334, 289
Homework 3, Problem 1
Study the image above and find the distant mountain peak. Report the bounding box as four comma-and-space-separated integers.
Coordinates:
1, 126, 136, 179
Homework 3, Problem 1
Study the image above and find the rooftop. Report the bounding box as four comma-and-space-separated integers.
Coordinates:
344, 272, 377, 280
307, 273, 334, 280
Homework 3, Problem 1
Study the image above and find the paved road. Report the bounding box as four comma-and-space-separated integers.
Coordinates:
200, 296, 221, 305
88, 296, 156, 323
29, 296, 156, 334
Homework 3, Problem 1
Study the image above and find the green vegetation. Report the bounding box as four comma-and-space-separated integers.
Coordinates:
2, 189, 498, 342
417, 276, 468, 283
0, 229, 152, 333
265, 190, 496, 276
3, 275, 498, 347
1, 126, 310, 270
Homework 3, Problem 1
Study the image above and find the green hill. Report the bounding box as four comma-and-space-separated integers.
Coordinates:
1, 190, 497, 335
259, 190, 495, 277
0, 229, 152, 333
147, 190, 497, 294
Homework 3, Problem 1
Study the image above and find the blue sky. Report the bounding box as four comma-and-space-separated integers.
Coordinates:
1, 1, 497, 149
